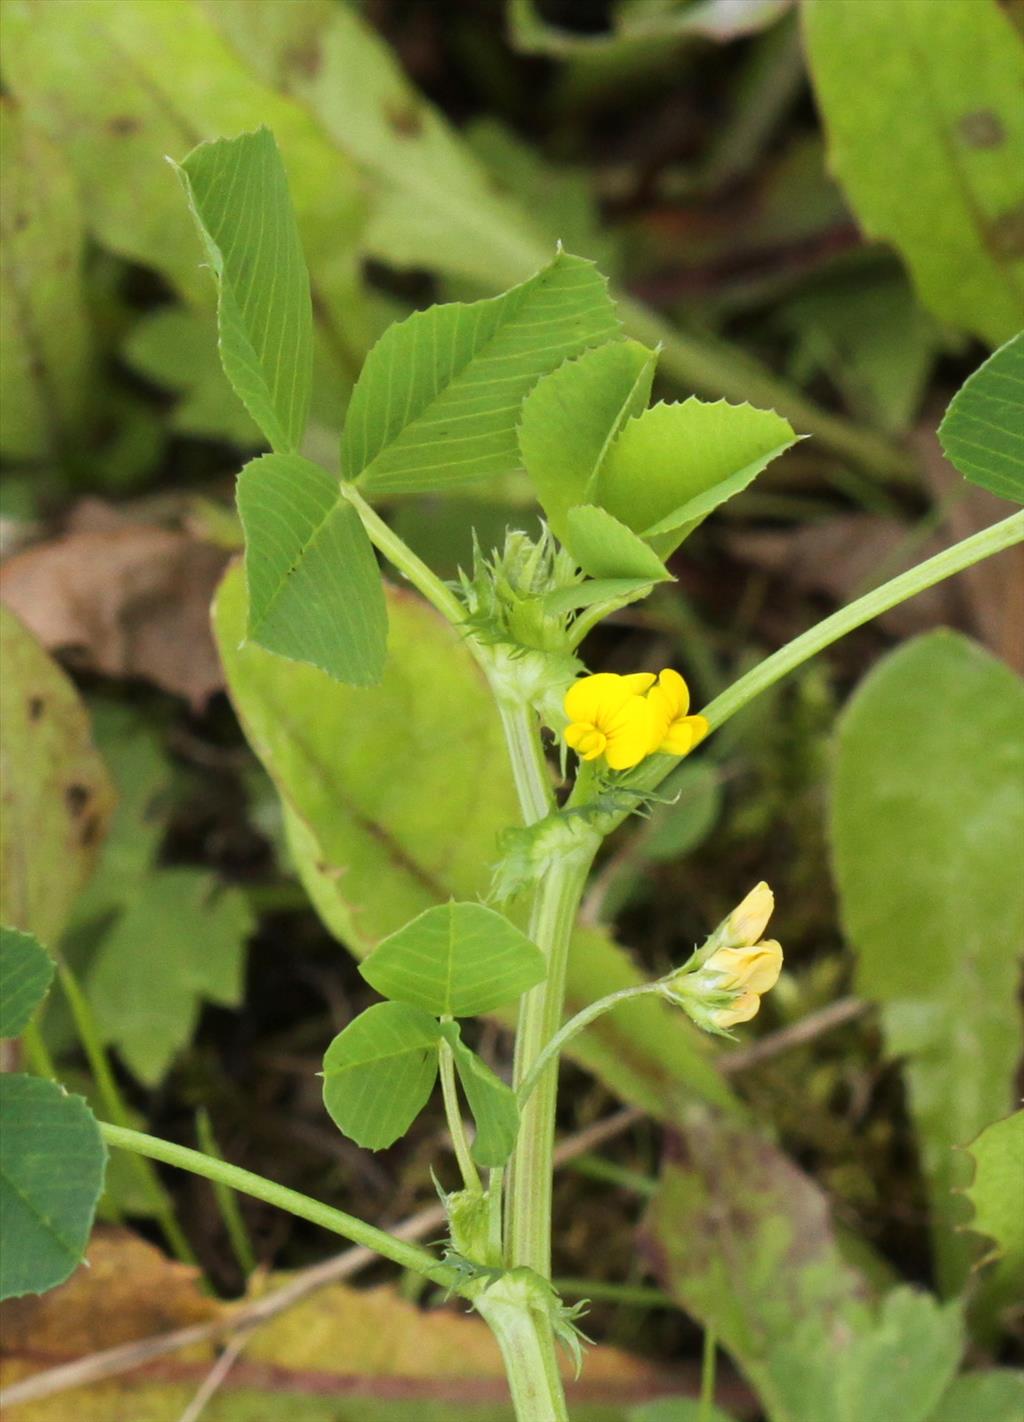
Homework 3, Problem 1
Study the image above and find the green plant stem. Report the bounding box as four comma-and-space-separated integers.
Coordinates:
488, 1166, 505, 1262
439, 1028, 483, 1194
341, 483, 466, 626
616, 512, 1024, 820
517, 983, 662, 1109
474, 1280, 570, 1422
21, 1020, 58, 1080
98, 1122, 461, 1290
497, 700, 556, 823
701, 511, 1024, 732
57, 963, 196, 1267
507, 848, 597, 1277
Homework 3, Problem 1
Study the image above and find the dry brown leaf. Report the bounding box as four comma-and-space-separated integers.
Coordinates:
1, 1228, 217, 1358
0, 522, 229, 710
0, 1227, 693, 1420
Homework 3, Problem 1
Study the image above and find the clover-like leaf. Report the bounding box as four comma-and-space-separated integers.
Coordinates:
0, 926, 54, 1039
518, 338, 656, 544
177, 127, 313, 454
563, 505, 672, 583
237, 452, 388, 684
964, 1110, 1024, 1277
344, 250, 620, 494
322, 1001, 442, 1150
939, 332, 1024, 505
360, 902, 546, 1017
440, 1022, 519, 1168
0, 1074, 106, 1301
595, 398, 797, 557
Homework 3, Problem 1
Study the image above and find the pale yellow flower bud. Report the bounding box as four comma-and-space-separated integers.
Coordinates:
722, 881, 774, 948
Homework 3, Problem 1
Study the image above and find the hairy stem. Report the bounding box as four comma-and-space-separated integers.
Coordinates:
497, 699, 557, 823
474, 1280, 570, 1422
507, 848, 597, 1277
98, 1123, 460, 1290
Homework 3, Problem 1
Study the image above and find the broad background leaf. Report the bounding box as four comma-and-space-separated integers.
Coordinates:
0, 926, 54, 1038
647, 1115, 963, 1422
631, 1400, 735, 1422
322, 1001, 441, 1151
0, 0, 373, 443
0, 1074, 106, 1301
938, 332, 1024, 505
0, 607, 115, 947
0, 103, 91, 461
0, 0, 887, 468
831, 632, 1024, 1294
441, 1022, 520, 1168
87, 869, 253, 1086
803, 0, 1024, 346
361, 902, 545, 1017
178, 127, 313, 453
238, 453, 388, 684
344, 252, 620, 494
213, 563, 736, 1117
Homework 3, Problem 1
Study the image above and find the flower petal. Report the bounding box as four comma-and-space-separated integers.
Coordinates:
604, 699, 657, 769
564, 673, 624, 724
565, 723, 607, 760
705, 941, 783, 995
620, 672, 657, 695
655, 669, 690, 718
712, 990, 761, 1029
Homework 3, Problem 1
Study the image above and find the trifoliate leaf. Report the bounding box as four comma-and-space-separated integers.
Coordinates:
0, 926, 54, 1039
0, 1075, 106, 1301
177, 127, 313, 453
322, 1002, 442, 1150
360, 902, 545, 1017
344, 251, 620, 494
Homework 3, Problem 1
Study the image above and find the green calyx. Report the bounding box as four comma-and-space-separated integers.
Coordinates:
457, 527, 583, 720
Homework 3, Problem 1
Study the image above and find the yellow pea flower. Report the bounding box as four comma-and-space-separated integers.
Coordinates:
646, 669, 710, 757
704, 940, 783, 995
564, 672, 656, 771
705, 939, 783, 1028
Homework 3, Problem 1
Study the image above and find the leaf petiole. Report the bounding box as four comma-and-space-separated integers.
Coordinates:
97, 1122, 463, 1291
